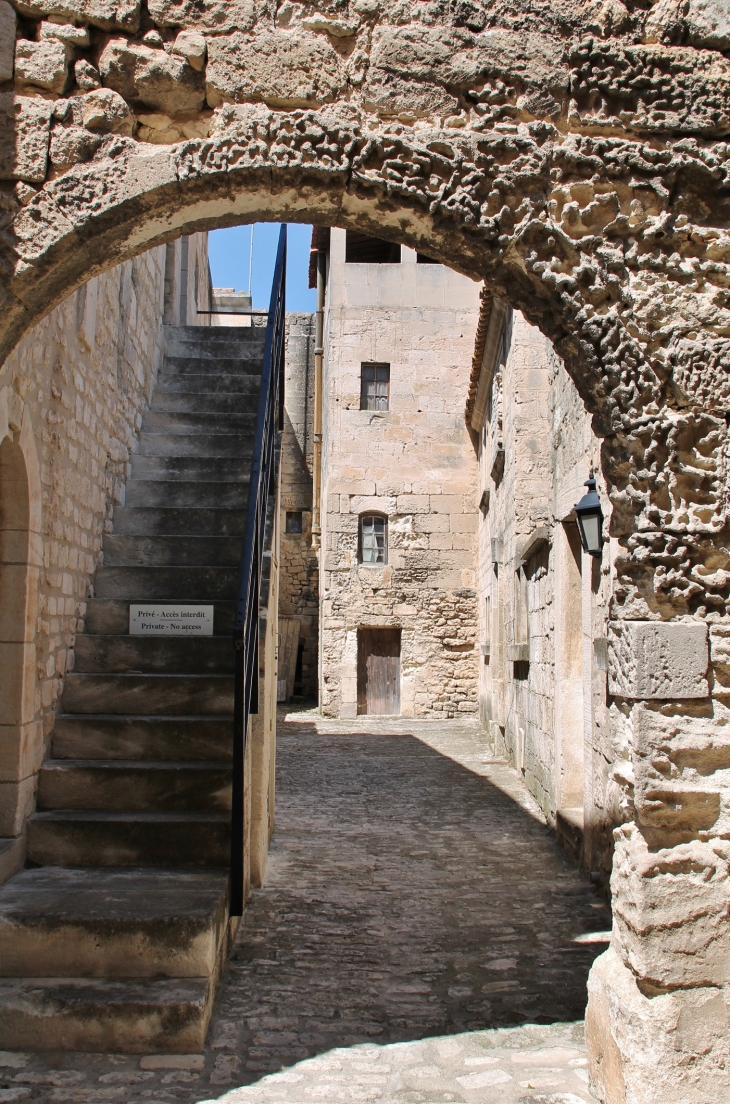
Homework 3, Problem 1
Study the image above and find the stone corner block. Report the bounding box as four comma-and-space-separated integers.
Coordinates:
607, 620, 709, 700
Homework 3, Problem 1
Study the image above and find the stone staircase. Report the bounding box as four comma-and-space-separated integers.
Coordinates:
0, 324, 265, 1053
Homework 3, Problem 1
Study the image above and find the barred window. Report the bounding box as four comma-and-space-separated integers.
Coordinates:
360, 515, 387, 565
361, 363, 390, 411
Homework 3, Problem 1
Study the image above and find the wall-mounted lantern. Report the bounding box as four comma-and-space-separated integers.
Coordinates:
574, 472, 604, 557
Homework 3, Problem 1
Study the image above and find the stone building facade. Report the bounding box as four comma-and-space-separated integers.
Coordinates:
0, 232, 209, 880
318, 228, 481, 718
278, 311, 319, 701
470, 299, 615, 883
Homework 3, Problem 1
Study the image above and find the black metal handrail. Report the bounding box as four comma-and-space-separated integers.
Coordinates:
230, 224, 287, 916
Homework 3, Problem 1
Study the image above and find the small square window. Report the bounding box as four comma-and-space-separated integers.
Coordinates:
361, 363, 390, 411
286, 511, 303, 534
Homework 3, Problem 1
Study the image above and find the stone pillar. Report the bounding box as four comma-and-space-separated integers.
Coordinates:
586, 619, 730, 1103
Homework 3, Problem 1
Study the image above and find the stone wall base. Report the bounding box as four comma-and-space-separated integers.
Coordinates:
586, 947, 730, 1104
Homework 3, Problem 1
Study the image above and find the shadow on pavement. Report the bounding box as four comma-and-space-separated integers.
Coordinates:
208, 719, 611, 1087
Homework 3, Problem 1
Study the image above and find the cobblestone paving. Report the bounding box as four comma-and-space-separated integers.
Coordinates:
0, 712, 608, 1104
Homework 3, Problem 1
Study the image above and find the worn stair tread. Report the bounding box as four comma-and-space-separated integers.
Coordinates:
0, 974, 215, 1053
26, 812, 230, 868
140, 412, 257, 433
93, 565, 239, 600
124, 481, 248, 509
138, 433, 255, 457
37, 760, 232, 813
52, 716, 232, 761
102, 535, 243, 567
0, 867, 227, 924
129, 456, 252, 480
166, 328, 265, 344
0, 867, 229, 979
110, 508, 246, 536
73, 635, 235, 674
157, 366, 262, 382
40, 758, 230, 770
154, 374, 263, 395
61, 672, 234, 717
164, 341, 265, 359
30, 810, 230, 822
150, 392, 259, 415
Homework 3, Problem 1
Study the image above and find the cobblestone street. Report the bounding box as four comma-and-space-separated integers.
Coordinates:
0, 713, 609, 1104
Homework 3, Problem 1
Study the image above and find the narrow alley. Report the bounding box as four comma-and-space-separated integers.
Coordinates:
0, 714, 607, 1104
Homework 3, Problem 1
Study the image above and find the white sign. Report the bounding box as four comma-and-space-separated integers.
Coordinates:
129, 604, 214, 636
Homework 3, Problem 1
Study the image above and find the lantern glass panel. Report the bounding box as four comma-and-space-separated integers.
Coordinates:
580, 512, 601, 553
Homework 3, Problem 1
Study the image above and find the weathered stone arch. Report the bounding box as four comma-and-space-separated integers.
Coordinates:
3, 0, 730, 1097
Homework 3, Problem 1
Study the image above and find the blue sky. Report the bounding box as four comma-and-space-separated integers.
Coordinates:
208, 223, 316, 312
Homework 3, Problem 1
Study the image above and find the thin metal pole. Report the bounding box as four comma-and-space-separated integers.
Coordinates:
248, 225, 254, 297
311, 244, 326, 549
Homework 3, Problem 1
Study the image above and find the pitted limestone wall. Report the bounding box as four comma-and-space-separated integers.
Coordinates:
319, 228, 480, 718
279, 312, 319, 700
0, 240, 175, 871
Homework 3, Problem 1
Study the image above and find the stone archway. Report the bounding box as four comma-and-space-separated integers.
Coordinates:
2, 1, 730, 1099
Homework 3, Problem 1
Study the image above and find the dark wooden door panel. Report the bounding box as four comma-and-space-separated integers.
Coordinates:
357, 628, 401, 715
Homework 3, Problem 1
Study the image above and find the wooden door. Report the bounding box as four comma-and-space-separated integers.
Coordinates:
357, 628, 401, 715
277, 617, 300, 702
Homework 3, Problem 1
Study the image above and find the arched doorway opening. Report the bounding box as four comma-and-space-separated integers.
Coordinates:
0, 400, 41, 878
1, 132, 727, 1094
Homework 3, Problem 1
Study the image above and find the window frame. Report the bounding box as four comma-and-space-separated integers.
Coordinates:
360, 362, 390, 412
285, 510, 303, 534
359, 513, 388, 566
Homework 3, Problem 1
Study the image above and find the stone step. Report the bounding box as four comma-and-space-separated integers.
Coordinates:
129, 455, 251, 482
151, 390, 259, 414
138, 432, 253, 457
160, 355, 262, 376
61, 673, 234, 715
0, 974, 216, 1052
165, 333, 265, 357
0, 838, 23, 888
111, 507, 245, 536
103, 534, 242, 567
52, 716, 232, 762
0, 867, 228, 978
26, 811, 230, 867
74, 634, 235, 674
93, 565, 238, 600
37, 761, 232, 813
154, 373, 262, 395
167, 323, 266, 343
83, 599, 236, 636
125, 480, 248, 510
168, 321, 265, 337
140, 410, 257, 434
